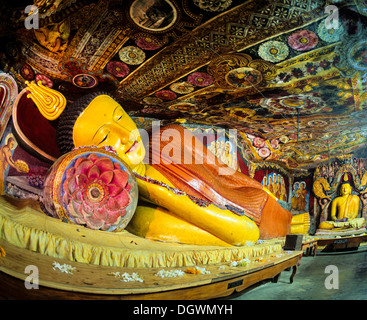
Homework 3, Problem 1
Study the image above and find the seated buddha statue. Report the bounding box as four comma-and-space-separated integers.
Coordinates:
25, 84, 306, 246
319, 174, 365, 230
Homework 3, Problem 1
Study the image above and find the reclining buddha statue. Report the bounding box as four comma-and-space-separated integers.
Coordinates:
24, 81, 307, 246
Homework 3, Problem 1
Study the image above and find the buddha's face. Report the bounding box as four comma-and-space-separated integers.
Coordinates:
340, 183, 351, 196
72, 95, 145, 169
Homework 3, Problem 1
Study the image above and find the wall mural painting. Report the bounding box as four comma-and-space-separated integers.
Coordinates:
261, 172, 287, 202
290, 180, 309, 214
0, 121, 50, 199
207, 137, 238, 171
193, 126, 249, 173
0, 131, 21, 195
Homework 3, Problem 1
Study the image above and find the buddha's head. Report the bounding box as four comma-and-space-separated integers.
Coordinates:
57, 92, 145, 170
339, 173, 353, 197
340, 182, 352, 196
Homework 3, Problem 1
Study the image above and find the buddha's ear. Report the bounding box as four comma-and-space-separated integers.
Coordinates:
25, 80, 67, 121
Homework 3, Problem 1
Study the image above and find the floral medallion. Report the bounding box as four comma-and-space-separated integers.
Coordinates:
170, 81, 195, 94
307, 119, 328, 126
260, 94, 327, 115
155, 90, 177, 100
258, 146, 271, 158
258, 41, 289, 63
119, 46, 146, 65
72, 74, 98, 89
43, 147, 138, 232
253, 136, 266, 148
225, 67, 263, 88
288, 30, 318, 51
317, 20, 344, 43
187, 72, 214, 87
168, 103, 196, 112
35, 74, 53, 88
21, 63, 35, 80
106, 61, 130, 78
143, 96, 163, 105
135, 36, 163, 50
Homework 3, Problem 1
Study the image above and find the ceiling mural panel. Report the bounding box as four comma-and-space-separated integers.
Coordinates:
1, 0, 367, 173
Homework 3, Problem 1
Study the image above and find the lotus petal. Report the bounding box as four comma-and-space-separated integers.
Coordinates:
85, 215, 105, 230
75, 159, 94, 175
73, 189, 84, 203
67, 176, 78, 195
62, 191, 70, 205
76, 173, 88, 188
119, 208, 127, 218
87, 153, 99, 162
68, 201, 83, 219
114, 188, 131, 208
95, 206, 108, 221
94, 157, 114, 173
106, 197, 119, 211
87, 165, 100, 180
82, 201, 95, 217
107, 183, 122, 197
65, 167, 75, 179
99, 171, 113, 184
112, 170, 128, 187
105, 209, 122, 226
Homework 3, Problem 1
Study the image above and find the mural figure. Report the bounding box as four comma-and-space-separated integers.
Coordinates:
261, 172, 286, 201
278, 175, 287, 201
208, 138, 237, 170
271, 172, 278, 198
267, 175, 273, 194
0, 135, 21, 194
291, 181, 308, 212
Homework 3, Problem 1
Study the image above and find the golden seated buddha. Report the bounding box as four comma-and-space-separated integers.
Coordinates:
319, 175, 365, 230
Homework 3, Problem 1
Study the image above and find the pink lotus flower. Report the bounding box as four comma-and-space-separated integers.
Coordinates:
288, 30, 318, 52
155, 90, 177, 100
258, 147, 271, 158
187, 72, 214, 87
253, 136, 266, 148
62, 154, 131, 230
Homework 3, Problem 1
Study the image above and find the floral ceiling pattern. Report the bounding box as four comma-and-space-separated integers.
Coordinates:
1, 0, 367, 173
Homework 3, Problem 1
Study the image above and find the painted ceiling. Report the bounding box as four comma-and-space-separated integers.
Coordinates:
1, 0, 367, 174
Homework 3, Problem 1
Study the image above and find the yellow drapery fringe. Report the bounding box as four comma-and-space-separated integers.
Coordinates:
0, 196, 284, 268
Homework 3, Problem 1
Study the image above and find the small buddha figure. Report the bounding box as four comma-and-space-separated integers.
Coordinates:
319, 174, 365, 230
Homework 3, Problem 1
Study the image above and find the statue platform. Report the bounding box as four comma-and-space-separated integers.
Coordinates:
0, 195, 302, 299
313, 232, 367, 252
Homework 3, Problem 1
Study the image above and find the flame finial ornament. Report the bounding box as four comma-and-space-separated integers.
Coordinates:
343, 172, 349, 181
25, 80, 66, 120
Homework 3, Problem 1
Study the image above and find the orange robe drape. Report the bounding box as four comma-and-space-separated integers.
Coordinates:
149, 124, 292, 239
